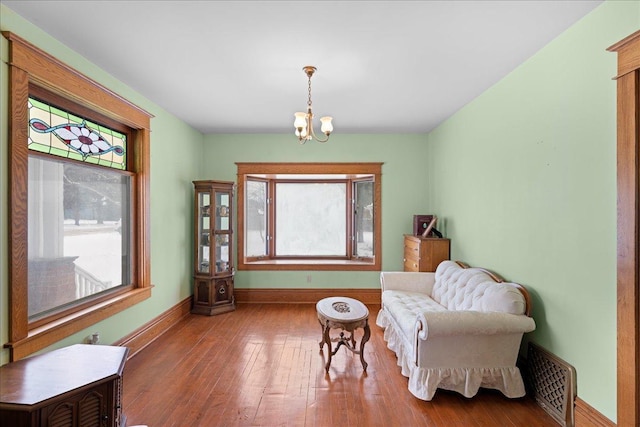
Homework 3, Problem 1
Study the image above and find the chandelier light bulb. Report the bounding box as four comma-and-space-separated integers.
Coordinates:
320, 116, 333, 134
294, 112, 307, 130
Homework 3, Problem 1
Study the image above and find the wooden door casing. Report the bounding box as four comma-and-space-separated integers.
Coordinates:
608, 29, 640, 427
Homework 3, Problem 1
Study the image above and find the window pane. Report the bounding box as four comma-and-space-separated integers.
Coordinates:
28, 97, 127, 170
354, 180, 374, 258
275, 183, 346, 256
246, 180, 267, 257
28, 156, 131, 319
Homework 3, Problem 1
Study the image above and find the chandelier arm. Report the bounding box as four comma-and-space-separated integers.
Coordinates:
314, 133, 330, 143
309, 125, 330, 143
306, 109, 331, 143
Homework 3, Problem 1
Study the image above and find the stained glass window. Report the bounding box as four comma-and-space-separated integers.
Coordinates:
6, 33, 152, 360
26, 96, 132, 319
28, 97, 127, 170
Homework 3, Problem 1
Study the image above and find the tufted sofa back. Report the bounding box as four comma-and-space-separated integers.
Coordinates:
432, 261, 528, 315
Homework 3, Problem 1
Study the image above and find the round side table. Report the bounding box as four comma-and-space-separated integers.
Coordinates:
316, 296, 371, 372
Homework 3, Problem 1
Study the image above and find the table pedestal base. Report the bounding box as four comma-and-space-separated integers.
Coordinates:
318, 318, 370, 372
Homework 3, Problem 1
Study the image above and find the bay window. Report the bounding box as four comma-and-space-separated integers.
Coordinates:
237, 163, 382, 271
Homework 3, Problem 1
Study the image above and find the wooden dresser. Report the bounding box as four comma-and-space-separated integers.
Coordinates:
0, 344, 128, 427
403, 235, 451, 272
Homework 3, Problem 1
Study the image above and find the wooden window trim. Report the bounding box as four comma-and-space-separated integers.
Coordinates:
3, 32, 153, 361
237, 162, 382, 271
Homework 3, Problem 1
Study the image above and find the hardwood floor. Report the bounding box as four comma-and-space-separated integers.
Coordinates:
123, 303, 557, 426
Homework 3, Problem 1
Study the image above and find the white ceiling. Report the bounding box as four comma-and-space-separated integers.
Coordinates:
2, 0, 603, 135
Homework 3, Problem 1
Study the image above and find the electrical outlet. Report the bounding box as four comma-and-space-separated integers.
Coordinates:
306, 275, 312, 283
87, 332, 100, 345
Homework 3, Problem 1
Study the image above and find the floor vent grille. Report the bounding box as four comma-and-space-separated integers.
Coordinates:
526, 342, 577, 427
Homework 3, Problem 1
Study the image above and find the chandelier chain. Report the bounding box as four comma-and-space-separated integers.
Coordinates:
307, 75, 313, 108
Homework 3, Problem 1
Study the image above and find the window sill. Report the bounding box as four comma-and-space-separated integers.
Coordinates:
239, 259, 380, 271
4, 286, 152, 361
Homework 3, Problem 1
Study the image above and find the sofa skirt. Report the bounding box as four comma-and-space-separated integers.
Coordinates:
376, 308, 527, 401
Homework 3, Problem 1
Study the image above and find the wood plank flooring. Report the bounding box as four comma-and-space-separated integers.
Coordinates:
123, 303, 557, 426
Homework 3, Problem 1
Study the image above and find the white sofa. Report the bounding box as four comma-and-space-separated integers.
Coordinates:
376, 260, 535, 400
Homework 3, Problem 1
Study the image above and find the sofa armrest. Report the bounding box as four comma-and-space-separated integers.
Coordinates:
380, 271, 436, 294
415, 310, 536, 340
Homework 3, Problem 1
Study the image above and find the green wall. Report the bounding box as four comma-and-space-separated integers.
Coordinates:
426, 1, 639, 422
0, 5, 205, 365
2, 0, 639, 423
202, 133, 429, 289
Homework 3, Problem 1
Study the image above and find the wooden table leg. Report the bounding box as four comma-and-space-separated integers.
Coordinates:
322, 320, 332, 372
359, 319, 371, 372
317, 311, 370, 373
318, 320, 325, 351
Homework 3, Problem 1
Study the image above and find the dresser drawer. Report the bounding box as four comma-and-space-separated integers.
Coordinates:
404, 237, 420, 252
404, 245, 419, 262
403, 234, 451, 272
403, 257, 420, 272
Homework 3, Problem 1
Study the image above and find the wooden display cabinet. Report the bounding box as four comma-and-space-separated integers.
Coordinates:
403, 234, 451, 272
192, 180, 236, 315
0, 344, 128, 427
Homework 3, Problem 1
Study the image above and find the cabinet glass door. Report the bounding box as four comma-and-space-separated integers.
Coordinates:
215, 190, 231, 273
198, 191, 211, 274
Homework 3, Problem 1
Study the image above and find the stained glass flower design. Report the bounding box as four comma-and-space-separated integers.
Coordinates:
30, 118, 124, 159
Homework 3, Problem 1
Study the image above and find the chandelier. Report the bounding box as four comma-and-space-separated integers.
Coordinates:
293, 66, 334, 144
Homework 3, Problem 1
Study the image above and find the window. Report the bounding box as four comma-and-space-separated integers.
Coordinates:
27, 93, 133, 322
237, 163, 382, 271
5, 32, 152, 361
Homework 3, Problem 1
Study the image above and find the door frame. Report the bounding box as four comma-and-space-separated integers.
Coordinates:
608, 30, 640, 427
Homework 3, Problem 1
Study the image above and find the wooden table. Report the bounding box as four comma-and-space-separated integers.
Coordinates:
0, 344, 128, 427
316, 296, 370, 372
